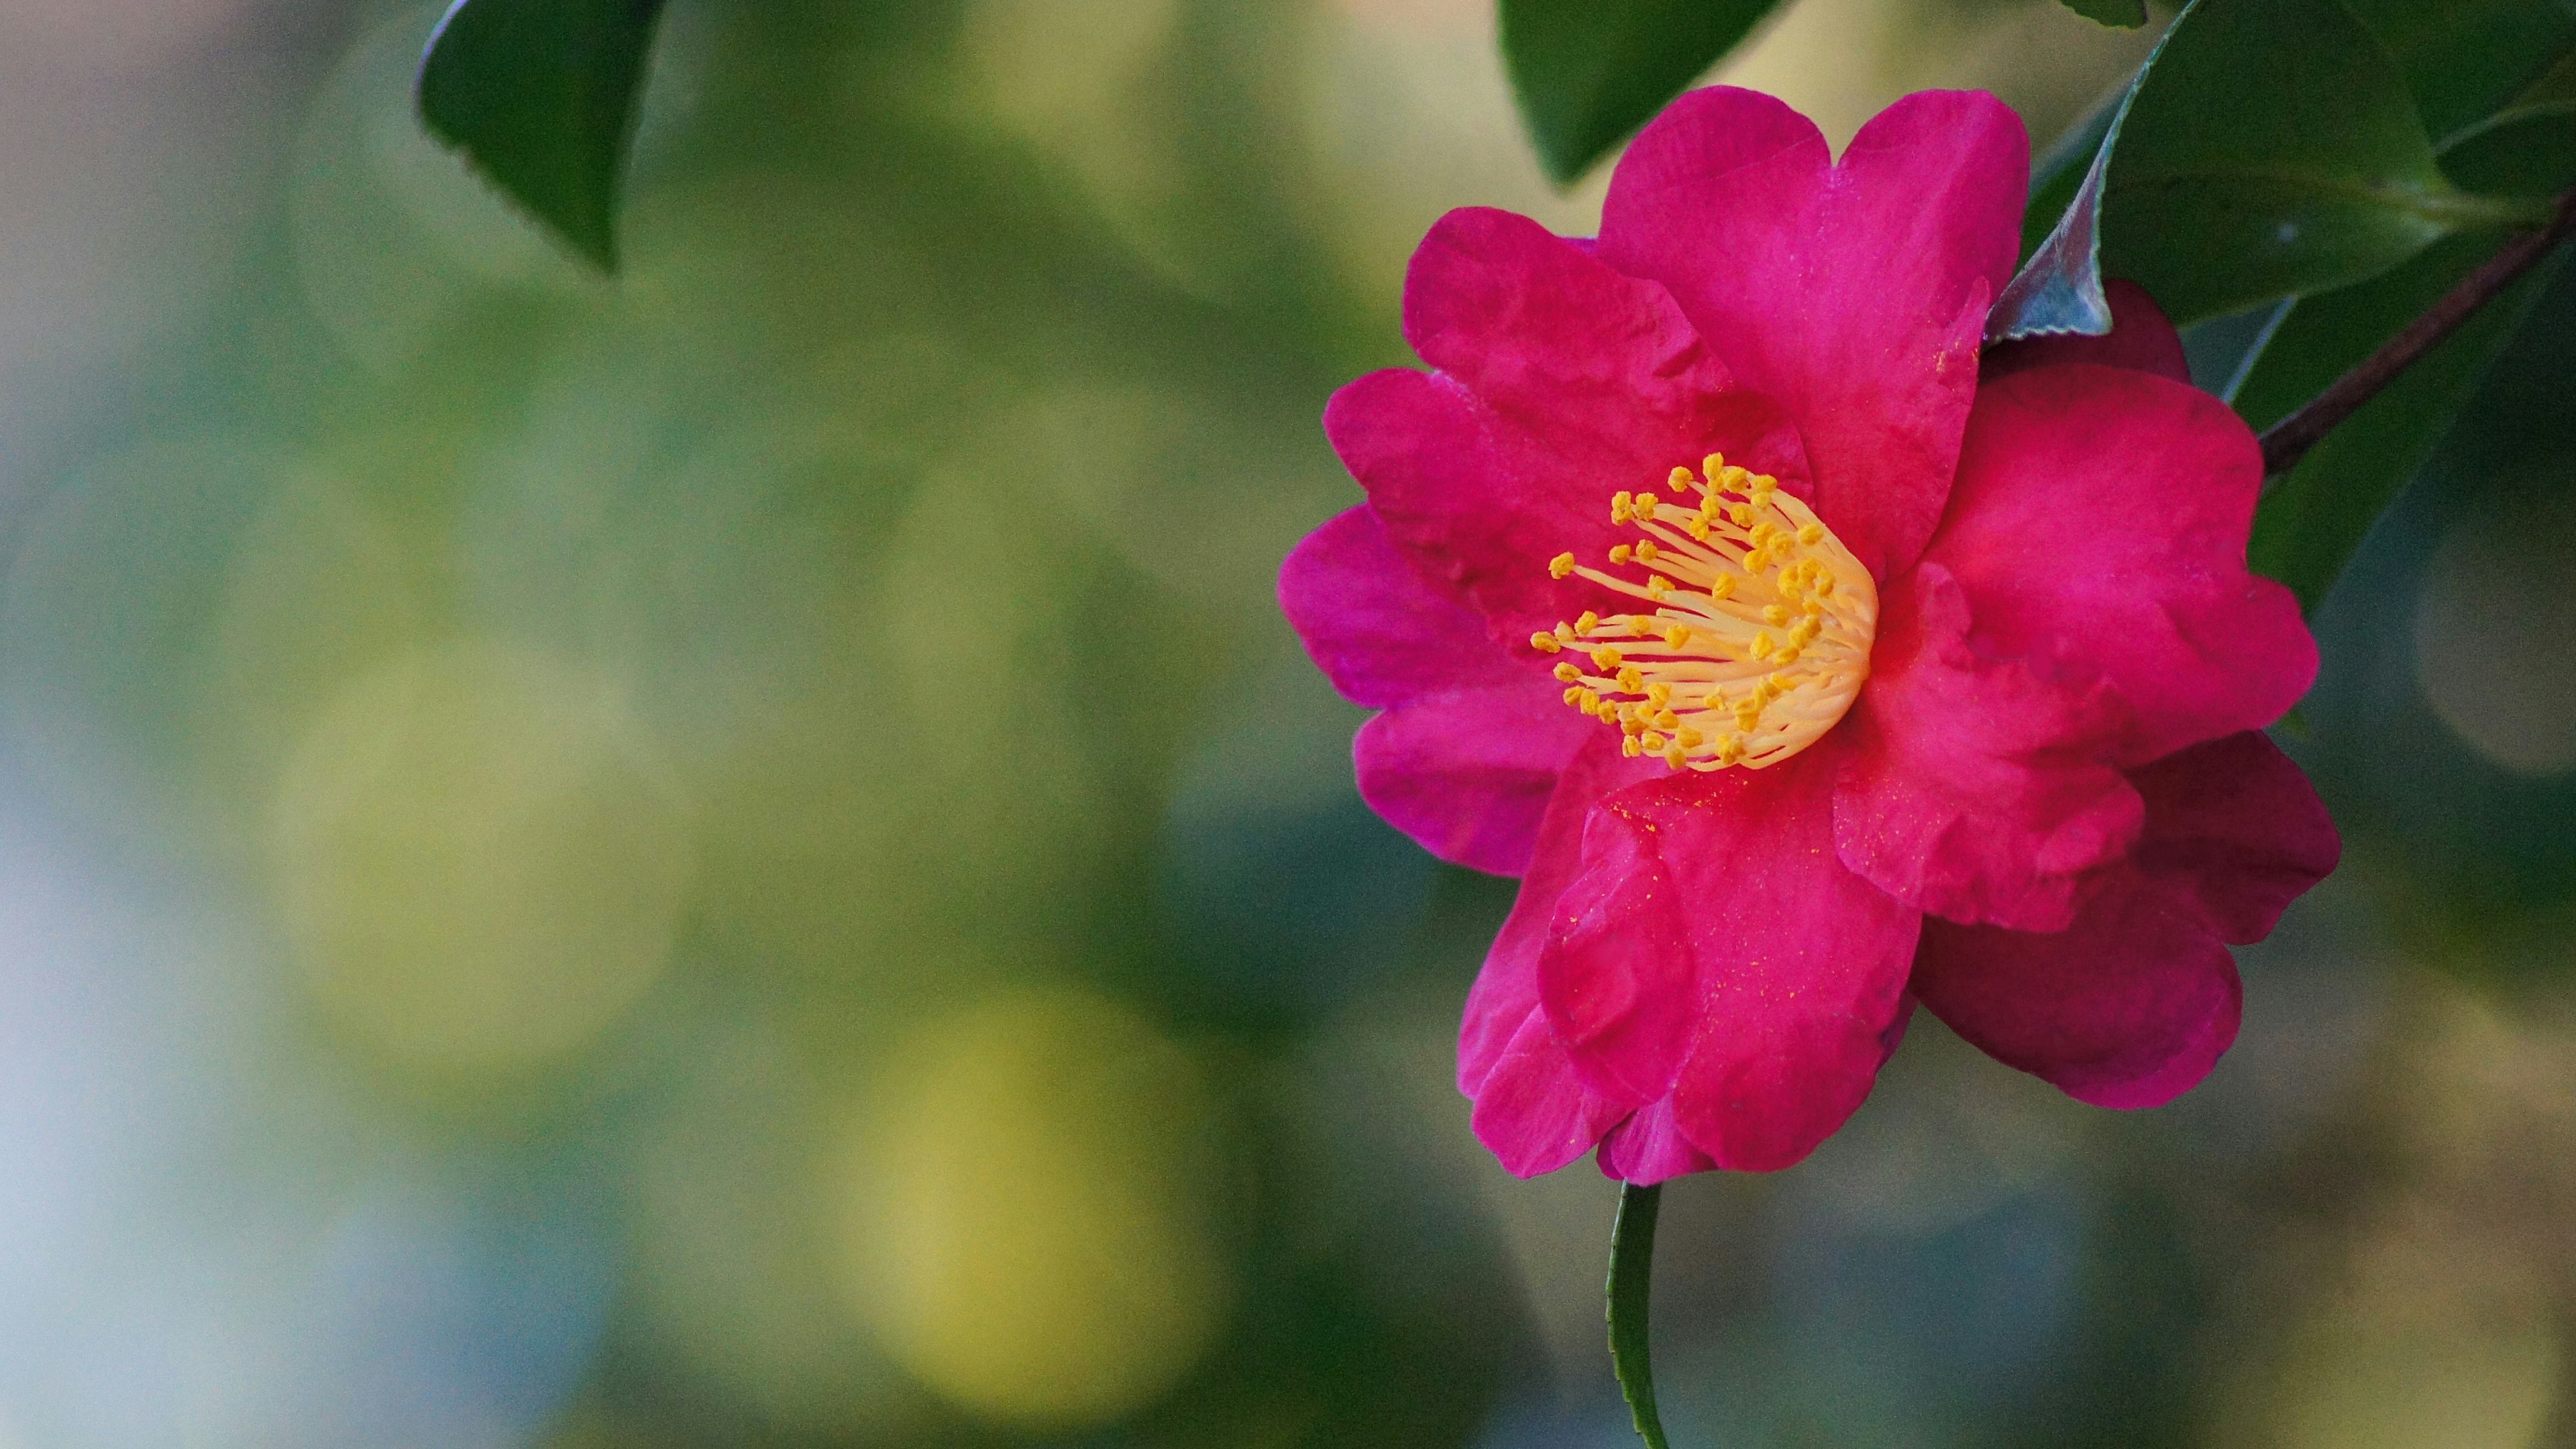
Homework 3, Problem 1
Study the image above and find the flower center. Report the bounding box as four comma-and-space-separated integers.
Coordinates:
1530, 455, 1877, 771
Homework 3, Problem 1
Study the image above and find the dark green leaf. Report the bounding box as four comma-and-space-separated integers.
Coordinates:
2337, 0, 2576, 142
417, 0, 670, 272
2436, 49, 2576, 199
1501, 0, 1788, 185
2059, 0, 2148, 30
1994, 0, 2551, 339
2245, 239, 2567, 612
1606, 1181, 1669, 1449
2100, 0, 2541, 324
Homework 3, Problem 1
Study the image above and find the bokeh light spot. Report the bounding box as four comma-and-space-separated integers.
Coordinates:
832, 987, 1236, 1429
268, 641, 692, 1075
2415, 494, 2576, 775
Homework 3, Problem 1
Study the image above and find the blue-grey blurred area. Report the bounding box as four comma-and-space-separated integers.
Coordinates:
2, 0, 2573, 1444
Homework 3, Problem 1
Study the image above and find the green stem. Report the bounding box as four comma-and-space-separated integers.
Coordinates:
1607, 1181, 1670, 1449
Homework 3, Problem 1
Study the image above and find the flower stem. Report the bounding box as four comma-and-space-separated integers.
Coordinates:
1607, 1181, 1671, 1449
2259, 189, 2576, 480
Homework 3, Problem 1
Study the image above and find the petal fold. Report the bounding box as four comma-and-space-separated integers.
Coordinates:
1834, 564, 2144, 932
1538, 747, 1921, 1174
1927, 364, 2317, 765
1600, 89, 2029, 579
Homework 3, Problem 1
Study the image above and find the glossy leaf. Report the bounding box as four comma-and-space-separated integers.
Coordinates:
2437, 49, 2576, 199
1994, 0, 2548, 339
417, 0, 670, 272
2059, 0, 2148, 29
1500, 0, 1788, 184
2244, 238, 2568, 612
2338, 0, 2576, 142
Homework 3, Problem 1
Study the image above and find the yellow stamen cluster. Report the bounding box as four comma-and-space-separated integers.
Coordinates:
1532, 454, 1877, 770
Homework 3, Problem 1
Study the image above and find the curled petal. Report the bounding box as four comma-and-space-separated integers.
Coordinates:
1354, 690, 1593, 877
1601, 88, 2028, 579
1913, 873, 2241, 1110
1279, 505, 1521, 708
2128, 730, 2341, 945
1835, 564, 2145, 932
1928, 364, 2317, 765
1329, 211, 1810, 651
1538, 746, 1921, 1175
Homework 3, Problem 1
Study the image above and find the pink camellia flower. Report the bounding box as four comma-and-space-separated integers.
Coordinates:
1277, 87, 2341, 1183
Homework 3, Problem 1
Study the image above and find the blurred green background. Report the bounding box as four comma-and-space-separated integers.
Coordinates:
2, 0, 2574, 1444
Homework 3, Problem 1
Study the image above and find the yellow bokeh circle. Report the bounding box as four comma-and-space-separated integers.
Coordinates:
831, 987, 1236, 1429
268, 641, 693, 1074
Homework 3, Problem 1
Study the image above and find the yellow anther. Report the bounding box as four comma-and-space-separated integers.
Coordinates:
1621, 712, 1646, 737
1576, 688, 1601, 713
1640, 732, 1666, 753
1687, 517, 1713, 542
1750, 632, 1775, 660
1668, 466, 1695, 488
1752, 474, 1778, 495
1729, 504, 1755, 527
1563, 685, 1585, 705
1720, 466, 1752, 491
1796, 523, 1825, 546
1654, 710, 1680, 731
1555, 621, 1576, 643
1762, 675, 1787, 699
1609, 543, 1633, 564
1646, 684, 1672, 708
1745, 548, 1772, 573
1617, 665, 1644, 692
1708, 574, 1736, 601
1575, 610, 1601, 634
1531, 633, 1562, 653
1664, 625, 1690, 649
1702, 453, 1726, 480
1646, 575, 1672, 600
1633, 492, 1659, 517
1762, 605, 1791, 627
1774, 647, 1801, 665
1554, 661, 1582, 683
1635, 540, 1660, 564
1627, 615, 1652, 637
1590, 647, 1623, 670
1611, 491, 1633, 523
1814, 572, 1835, 596
1549, 551, 1576, 579
1623, 736, 1643, 757
1805, 599, 1826, 618
1676, 726, 1703, 748
1715, 735, 1744, 765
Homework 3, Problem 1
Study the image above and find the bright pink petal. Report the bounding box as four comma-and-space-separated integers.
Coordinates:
1834, 564, 2144, 932
1279, 505, 1520, 708
1538, 745, 1921, 1173
1929, 364, 2317, 764
1354, 689, 1593, 876
1472, 1007, 1635, 1177
2129, 731, 2341, 945
1328, 214, 1812, 651
1599, 89, 2029, 580
1980, 279, 2190, 384
1460, 739, 1646, 1175
1596, 1097, 1715, 1183
1460, 736, 1667, 1090
1913, 871, 2241, 1110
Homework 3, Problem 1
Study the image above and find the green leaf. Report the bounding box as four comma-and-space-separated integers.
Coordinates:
1992, 0, 2551, 339
2337, 0, 2576, 142
2436, 48, 2576, 199
1606, 1181, 1669, 1449
1500, 0, 1788, 185
2058, 0, 2148, 30
416, 0, 671, 272
2244, 237, 2568, 612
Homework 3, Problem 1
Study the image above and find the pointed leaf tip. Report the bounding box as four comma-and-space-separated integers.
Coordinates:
415, 0, 671, 273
